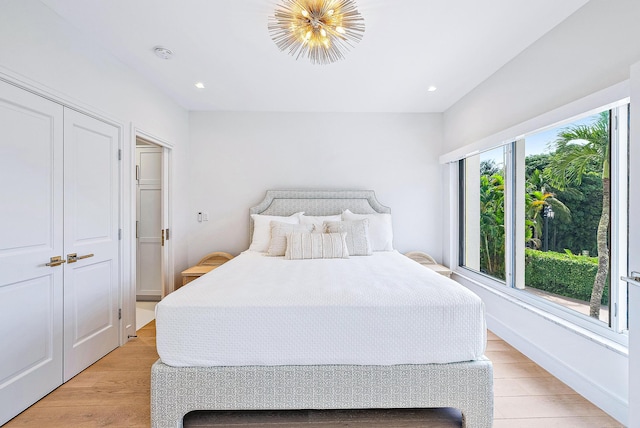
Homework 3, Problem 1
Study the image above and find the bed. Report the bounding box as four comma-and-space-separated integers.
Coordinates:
151, 190, 493, 427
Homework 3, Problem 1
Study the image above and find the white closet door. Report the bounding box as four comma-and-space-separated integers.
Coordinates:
0, 81, 64, 425
63, 108, 120, 381
136, 146, 163, 298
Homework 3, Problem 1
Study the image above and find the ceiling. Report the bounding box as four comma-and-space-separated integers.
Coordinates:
40, 0, 588, 113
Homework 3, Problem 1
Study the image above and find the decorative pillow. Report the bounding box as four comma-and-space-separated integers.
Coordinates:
299, 213, 342, 232
249, 212, 302, 252
324, 219, 372, 256
267, 222, 313, 256
285, 232, 349, 260
341, 209, 393, 251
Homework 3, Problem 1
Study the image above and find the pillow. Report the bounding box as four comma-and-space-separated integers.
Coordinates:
299, 213, 342, 231
267, 222, 313, 256
249, 212, 302, 252
341, 209, 393, 251
324, 219, 372, 256
285, 232, 349, 260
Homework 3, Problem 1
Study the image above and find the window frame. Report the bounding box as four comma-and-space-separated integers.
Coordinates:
451, 98, 630, 346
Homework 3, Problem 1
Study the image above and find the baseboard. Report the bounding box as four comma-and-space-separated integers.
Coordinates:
136, 295, 161, 302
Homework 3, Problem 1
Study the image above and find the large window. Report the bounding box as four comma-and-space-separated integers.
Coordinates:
459, 102, 629, 335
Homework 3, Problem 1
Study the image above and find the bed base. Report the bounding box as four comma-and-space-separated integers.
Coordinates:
151, 357, 493, 428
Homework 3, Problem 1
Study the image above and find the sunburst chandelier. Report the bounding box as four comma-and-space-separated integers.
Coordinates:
268, 0, 365, 65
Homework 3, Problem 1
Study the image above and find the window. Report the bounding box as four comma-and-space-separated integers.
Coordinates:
458, 102, 629, 336
460, 146, 508, 282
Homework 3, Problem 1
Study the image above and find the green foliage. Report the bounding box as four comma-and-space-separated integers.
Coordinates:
552, 172, 603, 255
524, 249, 608, 304
525, 153, 552, 177
480, 173, 505, 279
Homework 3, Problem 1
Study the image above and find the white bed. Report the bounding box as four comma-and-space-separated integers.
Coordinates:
151, 190, 493, 427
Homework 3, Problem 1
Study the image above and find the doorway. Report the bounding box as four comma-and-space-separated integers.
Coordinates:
134, 137, 172, 314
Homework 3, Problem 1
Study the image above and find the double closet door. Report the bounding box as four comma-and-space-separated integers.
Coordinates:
0, 80, 120, 425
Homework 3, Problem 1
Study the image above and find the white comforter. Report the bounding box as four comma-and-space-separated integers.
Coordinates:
155, 251, 486, 367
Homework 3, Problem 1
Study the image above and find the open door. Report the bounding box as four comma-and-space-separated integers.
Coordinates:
160, 145, 173, 295
627, 62, 640, 428
134, 137, 172, 303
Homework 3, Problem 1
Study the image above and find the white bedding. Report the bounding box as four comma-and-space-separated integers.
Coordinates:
155, 251, 486, 367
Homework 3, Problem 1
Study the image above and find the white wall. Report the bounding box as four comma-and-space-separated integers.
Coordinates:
444, 0, 640, 150
441, 1, 640, 424
188, 112, 443, 263
0, 0, 190, 338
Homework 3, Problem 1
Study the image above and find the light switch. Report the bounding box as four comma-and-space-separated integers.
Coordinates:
202, 211, 209, 221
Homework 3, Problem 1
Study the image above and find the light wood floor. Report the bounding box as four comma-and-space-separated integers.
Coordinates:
5, 322, 623, 428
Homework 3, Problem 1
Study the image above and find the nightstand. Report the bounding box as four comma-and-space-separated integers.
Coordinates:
404, 251, 452, 278
180, 251, 234, 287
181, 265, 216, 286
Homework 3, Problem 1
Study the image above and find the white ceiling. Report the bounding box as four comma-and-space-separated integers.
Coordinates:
40, 0, 588, 113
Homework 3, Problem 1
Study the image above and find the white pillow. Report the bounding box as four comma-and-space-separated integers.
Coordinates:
324, 219, 372, 256
267, 222, 313, 256
341, 209, 393, 251
249, 212, 302, 252
299, 214, 342, 231
285, 232, 349, 260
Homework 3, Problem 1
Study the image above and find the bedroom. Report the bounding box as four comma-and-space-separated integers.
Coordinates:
0, 0, 639, 426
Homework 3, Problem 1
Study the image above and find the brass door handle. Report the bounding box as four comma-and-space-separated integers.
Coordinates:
67, 253, 94, 263
46, 256, 66, 267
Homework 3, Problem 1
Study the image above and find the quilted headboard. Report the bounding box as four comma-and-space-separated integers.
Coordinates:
248, 190, 390, 241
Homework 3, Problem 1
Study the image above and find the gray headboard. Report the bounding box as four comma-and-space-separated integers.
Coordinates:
249, 190, 390, 241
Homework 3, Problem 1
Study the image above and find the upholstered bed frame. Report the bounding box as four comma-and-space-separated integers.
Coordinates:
151, 190, 493, 428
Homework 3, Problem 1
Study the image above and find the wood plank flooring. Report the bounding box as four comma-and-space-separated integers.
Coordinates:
5, 323, 623, 427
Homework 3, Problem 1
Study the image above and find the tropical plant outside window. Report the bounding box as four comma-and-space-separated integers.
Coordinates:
524, 111, 610, 323
460, 104, 628, 331
461, 147, 506, 282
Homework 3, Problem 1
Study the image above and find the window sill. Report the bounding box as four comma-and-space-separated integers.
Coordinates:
453, 268, 629, 357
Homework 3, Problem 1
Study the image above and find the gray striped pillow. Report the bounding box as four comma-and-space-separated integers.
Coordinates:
284, 232, 349, 260
324, 219, 372, 256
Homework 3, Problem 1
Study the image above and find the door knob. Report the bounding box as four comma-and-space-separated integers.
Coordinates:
45, 256, 66, 267
67, 253, 94, 263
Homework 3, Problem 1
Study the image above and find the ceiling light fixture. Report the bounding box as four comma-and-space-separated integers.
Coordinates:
427, 86, 437, 92
153, 46, 173, 60
194, 82, 205, 89
268, 0, 365, 65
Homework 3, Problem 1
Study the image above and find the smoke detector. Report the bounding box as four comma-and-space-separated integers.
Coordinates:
153, 46, 173, 60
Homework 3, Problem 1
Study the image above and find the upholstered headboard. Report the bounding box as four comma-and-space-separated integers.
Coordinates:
248, 190, 390, 241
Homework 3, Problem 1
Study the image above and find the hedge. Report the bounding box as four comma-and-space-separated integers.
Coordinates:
524, 249, 608, 305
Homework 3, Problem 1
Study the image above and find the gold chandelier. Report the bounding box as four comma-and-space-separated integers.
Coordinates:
268, 0, 365, 65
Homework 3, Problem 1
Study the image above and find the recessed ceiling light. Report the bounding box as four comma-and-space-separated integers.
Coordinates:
194, 82, 205, 89
427, 86, 437, 92
153, 46, 173, 60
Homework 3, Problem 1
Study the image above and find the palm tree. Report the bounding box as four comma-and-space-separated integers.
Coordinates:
545, 112, 610, 319
525, 169, 571, 250
480, 173, 505, 279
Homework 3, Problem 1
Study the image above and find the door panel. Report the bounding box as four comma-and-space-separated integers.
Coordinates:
0, 80, 64, 426
63, 108, 119, 382
136, 145, 163, 298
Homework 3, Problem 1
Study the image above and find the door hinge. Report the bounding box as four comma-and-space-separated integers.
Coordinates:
118, 228, 122, 240
118, 308, 122, 320
118, 149, 122, 160
614, 302, 618, 317
165, 228, 169, 240
135, 165, 139, 181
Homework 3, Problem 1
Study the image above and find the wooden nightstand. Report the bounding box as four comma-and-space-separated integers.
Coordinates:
180, 251, 234, 287
404, 251, 452, 278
